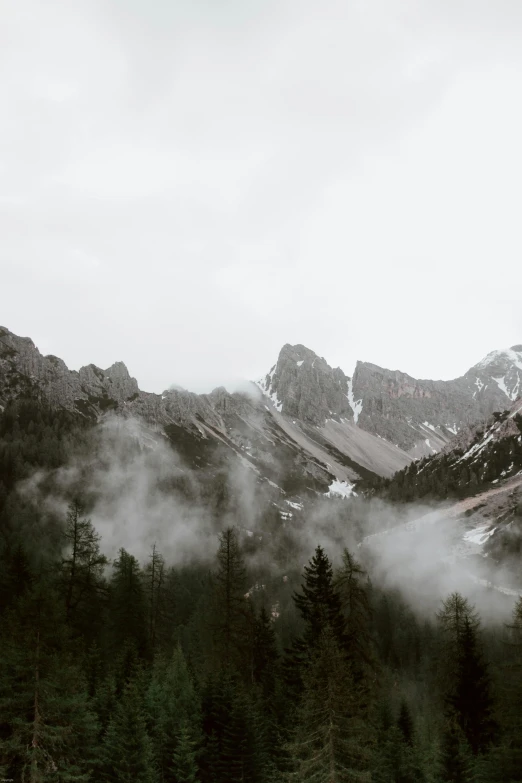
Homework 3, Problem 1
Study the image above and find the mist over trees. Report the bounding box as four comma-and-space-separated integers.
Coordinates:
1, 400, 522, 781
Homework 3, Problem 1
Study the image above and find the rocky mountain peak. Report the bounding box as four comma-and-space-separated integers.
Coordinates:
256, 343, 352, 424
467, 346, 522, 402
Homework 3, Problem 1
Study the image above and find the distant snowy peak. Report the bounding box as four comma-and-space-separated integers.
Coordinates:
474, 345, 522, 371
469, 345, 522, 402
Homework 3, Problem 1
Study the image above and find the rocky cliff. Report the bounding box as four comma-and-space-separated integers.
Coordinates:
2, 326, 520, 488
0, 327, 412, 494
257, 343, 522, 457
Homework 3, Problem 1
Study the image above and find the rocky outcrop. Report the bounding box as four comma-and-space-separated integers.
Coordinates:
352, 347, 521, 453
2, 325, 520, 485
0, 326, 141, 414
257, 342, 521, 458
466, 346, 522, 402
256, 343, 352, 423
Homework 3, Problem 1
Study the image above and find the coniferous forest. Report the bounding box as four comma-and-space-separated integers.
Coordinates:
1, 399, 522, 782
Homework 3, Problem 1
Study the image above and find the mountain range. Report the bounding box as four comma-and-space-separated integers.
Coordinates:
1, 325, 521, 496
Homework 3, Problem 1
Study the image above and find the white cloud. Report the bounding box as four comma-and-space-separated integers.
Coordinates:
1, 0, 521, 391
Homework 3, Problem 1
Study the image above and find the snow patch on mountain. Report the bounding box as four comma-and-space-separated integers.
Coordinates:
324, 479, 356, 499
492, 375, 512, 400
463, 523, 496, 546
255, 365, 283, 412
346, 378, 363, 425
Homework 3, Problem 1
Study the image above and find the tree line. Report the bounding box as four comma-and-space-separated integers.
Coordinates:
1, 502, 522, 782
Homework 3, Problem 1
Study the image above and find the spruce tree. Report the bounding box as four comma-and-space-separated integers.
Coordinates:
110, 549, 147, 655
449, 617, 497, 755
497, 597, 522, 778
60, 502, 107, 617
143, 543, 166, 656
219, 686, 259, 783
287, 627, 372, 782
0, 583, 99, 782
437, 596, 496, 757
102, 681, 157, 783
438, 723, 473, 783
211, 528, 248, 672
59, 501, 108, 641
200, 671, 236, 783
293, 546, 345, 651
169, 722, 198, 783
335, 548, 374, 673
253, 605, 279, 697
285, 546, 345, 695
145, 645, 201, 783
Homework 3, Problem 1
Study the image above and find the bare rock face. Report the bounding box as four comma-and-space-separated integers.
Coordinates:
257, 342, 521, 457
0, 326, 140, 414
351, 361, 510, 454
2, 325, 520, 484
256, 343, 352, 423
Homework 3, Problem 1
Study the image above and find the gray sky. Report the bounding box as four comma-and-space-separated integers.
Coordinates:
1, 0, 522, 393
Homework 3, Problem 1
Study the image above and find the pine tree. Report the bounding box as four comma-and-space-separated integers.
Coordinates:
335, 549, 375, 677
253, 605, 279, 697
59, 501, 108, 640
372, 704, 425, 783
110, 548, 147, 655
437, 596, 496, 757
200, 671, 236, 783
438, 723, 473, 783
143, 543, 166, 656
211, 528, 248, 672
285, 546, 346, 697
145, 646, 201, 783
0, 583, 99, 782
287, 627, 372, 782
219, 686, 259, 783
496, 597, 522, 778
436, 593, 479, 697
293, 546, 345, 651
169, 722, 198, 783
449, 617, 497, 755
102, 681, 157, 783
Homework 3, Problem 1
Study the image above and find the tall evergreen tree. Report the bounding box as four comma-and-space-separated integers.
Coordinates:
437, 595, 496, 757
253, 605, 279, 697
211, 528, 248, 672
0, 583, 98, 782
110, 549, 147, 655
145, 646, 201, 783
335, 549, 374, 672
438, 723, 473, 783
59, 501, 108, 636
293, 546, 345, 651
448, 617, 497, 755
169, 722, 198, 783
287, 627, 372, 782
219, 686, 260, 783
102, 682, 157, 783
143, 544, 166, 656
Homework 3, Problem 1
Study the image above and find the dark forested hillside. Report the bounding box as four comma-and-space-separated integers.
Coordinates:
369, 408, 522, 504
1, 396, 522, 781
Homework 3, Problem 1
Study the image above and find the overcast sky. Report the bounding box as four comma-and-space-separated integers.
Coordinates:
1, 0, 522, 393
